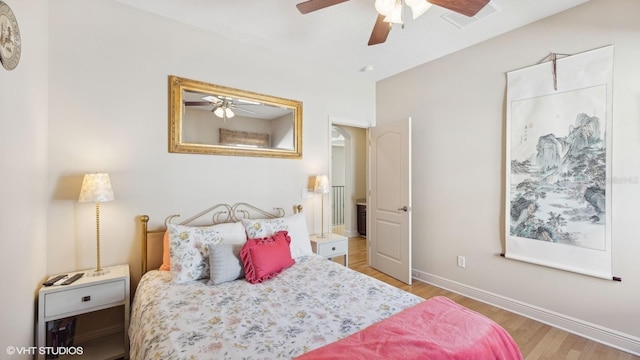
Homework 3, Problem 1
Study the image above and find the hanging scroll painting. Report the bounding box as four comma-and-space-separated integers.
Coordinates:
505, 46, 614, 279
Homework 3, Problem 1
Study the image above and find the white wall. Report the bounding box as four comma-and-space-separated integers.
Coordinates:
331, 146, 345, 186
272, 114, 294, 150
377, 0, 640, 353
47, 0, 375, 287
183, 110, 273, 145
0, 0, 49, 356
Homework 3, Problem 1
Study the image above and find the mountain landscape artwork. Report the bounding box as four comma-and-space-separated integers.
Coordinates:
505, 46, 613, 278
509, 85, 607, 251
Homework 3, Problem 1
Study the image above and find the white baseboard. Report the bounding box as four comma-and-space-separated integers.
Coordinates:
342, 229, 360, 237
411, 269, 640, 356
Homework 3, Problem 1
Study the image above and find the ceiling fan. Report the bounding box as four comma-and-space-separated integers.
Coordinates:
296, 0, 490, 45
184, 95, 258, 122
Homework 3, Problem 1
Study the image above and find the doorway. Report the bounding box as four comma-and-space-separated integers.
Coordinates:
330, 124, 367, 238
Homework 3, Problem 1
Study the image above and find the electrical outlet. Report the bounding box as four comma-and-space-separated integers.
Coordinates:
457, 256, 466, 268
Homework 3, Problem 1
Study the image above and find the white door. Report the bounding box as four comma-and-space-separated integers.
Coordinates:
369, 118, 412, 284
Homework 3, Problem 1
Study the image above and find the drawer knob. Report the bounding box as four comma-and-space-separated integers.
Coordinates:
332, 247, 336, 251
82, 296, 91, 302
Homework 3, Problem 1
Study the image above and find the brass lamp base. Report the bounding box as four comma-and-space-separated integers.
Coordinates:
89, 268, 109, 277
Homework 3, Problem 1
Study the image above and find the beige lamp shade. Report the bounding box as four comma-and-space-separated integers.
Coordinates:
79, 173, 115, 203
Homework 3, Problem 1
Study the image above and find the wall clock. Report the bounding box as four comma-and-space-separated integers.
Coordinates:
0, 1, 21, 70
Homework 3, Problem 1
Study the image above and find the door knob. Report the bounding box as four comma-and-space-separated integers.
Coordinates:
397, 206, 408, 212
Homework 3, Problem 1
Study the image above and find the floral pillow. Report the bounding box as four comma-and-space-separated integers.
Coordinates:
241, 212, 313, 259
241, 231, 295, 284
162, 222, 245, 272
168, 222, 245, 283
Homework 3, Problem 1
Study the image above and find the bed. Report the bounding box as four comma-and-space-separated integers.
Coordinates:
129, 203, 522, 360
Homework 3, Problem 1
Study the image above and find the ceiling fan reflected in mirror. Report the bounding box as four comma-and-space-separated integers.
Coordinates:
296, 0, 490, 45
184, 95, 259, 122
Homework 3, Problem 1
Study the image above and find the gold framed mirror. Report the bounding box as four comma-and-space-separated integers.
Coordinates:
169, 76, 302, 159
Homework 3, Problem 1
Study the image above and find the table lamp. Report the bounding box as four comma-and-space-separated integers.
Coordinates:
314, 175, 330, 238
78, 173, 114, 276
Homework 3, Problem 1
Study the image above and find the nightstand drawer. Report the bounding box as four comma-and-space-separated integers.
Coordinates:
316, 240, 347, 257
45, 280, 125, 318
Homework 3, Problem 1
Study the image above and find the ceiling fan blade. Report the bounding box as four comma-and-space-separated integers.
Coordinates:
368, 14, 391, 46
184, 101, 212, 106
202, 95, 223, 104
427, 0, 489, 17
296, 0, 349, 14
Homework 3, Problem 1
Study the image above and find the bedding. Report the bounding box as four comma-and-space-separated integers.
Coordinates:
296, 296, 523, 360
134, 205, 522, 360
129, 254, 522, 360
129, 254, 422, 360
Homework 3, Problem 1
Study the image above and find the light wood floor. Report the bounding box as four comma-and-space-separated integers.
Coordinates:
342, 236, 638, 360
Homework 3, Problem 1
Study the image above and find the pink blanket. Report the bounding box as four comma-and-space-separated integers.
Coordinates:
296, 296, 522, 360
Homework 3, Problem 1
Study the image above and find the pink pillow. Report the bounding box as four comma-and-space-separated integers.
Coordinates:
241, 231, 295, 284
159, 231, 170, 271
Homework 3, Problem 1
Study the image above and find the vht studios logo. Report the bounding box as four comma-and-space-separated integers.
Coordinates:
6, 346, 84, 356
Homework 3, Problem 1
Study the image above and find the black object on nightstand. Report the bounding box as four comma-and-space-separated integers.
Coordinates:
46, 317, 76, 359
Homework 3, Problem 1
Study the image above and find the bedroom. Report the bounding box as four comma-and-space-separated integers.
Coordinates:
1, 0, 639, 358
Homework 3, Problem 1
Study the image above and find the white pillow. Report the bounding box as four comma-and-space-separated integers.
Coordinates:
168, 222, 247, 283
241, 212, 313, 258
208, 243, 245, 285
215, 222, 248, 245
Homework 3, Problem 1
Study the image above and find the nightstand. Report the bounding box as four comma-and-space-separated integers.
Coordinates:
310, 233, 349, 266
37, 264, 130, 360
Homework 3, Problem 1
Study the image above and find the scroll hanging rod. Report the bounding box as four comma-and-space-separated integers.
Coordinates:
499, 253, 622, 282
538, 52, 572, 91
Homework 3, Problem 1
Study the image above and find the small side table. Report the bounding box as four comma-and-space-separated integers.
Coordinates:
310, 233, 349, 266
37, 264, 130, 360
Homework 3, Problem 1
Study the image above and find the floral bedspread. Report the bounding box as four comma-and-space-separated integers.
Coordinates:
129, 254, 422, 360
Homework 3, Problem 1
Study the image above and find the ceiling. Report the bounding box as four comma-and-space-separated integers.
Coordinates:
115, 0, 589, 81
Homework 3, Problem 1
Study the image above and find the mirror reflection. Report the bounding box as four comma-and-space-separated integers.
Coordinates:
169, 76, 302, 158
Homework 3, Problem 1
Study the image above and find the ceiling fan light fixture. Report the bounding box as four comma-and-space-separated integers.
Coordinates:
405, 0, 432, 19
383, 2, 404, 24
225, 108, 235, 119
213, 107, 225, 118
374, 0, 395, 16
